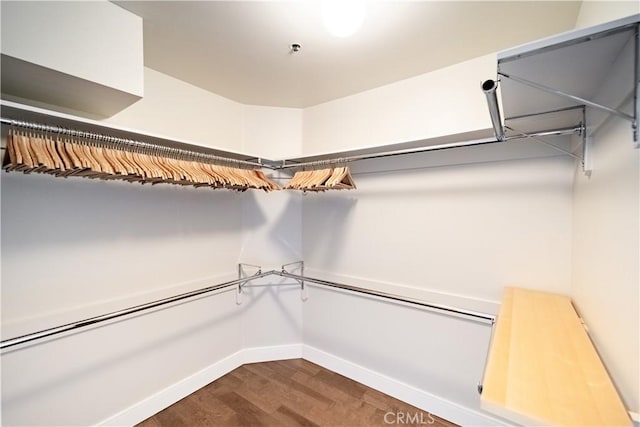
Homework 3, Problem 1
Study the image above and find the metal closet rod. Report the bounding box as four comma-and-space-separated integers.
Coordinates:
0, 269, 495, 350
0, 270, 273, 350
274, 270, 496, 323
0, 117, 265, 168
276, 126, 581, 170
1, 117, 579, 172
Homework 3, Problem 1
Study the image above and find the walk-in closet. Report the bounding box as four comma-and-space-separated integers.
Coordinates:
1, 1, 638, 426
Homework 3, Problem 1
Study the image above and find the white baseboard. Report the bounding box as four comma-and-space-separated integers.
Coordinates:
98, 344, 302, 427
302, 345, 508, 427
242, 343, 303, 363
99, 343, 504, 427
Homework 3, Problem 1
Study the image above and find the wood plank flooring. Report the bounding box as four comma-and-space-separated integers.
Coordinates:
137, 359, 458, 427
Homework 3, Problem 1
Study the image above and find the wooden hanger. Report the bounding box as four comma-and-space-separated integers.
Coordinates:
4, 129, 284, 192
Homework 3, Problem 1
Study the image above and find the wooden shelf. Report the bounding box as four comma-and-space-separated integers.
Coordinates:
482, 287, 631, 427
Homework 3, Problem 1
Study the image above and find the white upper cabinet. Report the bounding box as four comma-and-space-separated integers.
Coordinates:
1, 1, 144, 117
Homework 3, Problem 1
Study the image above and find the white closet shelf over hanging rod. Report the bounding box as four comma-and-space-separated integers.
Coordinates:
0, 100, 264, 168
1, 99, 582, 174
275, 126, 581, 170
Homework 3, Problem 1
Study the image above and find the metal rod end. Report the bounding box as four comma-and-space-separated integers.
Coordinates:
481, 79, 506, 142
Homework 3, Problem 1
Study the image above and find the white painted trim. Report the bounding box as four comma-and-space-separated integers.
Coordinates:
98, 342, 505, 427
242, 344, 303, 364
629, 411, 639, 426
2, 272, 238, 338
304, 268, 501, 315
302, 345, 509, 427
97, 344, 302, 427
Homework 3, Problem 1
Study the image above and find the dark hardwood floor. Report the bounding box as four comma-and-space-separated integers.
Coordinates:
137, 359, 458, 427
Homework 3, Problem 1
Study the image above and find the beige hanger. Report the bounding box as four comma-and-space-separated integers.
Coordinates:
26, 134, 48, 172
207, 163, 229, 186
67, 140, 99, 177
136, 152, 163, 182
285, 169, 309, 189
99, 145, 124, 178
32, 134, 57, 173
44, 134, 64, 173
3, 130, 23, 172
54, 136, 75, 176
177, 157, 201, 184
193, 160, 219, 187
123, 149, 145, 180
110, 146, 136, 177
252, 169, 280, 192
15, 132, 38, 173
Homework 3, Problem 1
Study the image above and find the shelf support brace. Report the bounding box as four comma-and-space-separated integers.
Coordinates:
581, 107, 593, 176
282, 261, 307, 301
498, 71, 636, 126
237, 263, 262, 305
634, 24, 639, 145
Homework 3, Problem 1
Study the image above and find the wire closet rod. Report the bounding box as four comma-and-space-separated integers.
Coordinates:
0, 270, 495, 350
0, 117, 264, 168
278, 126, 581, 169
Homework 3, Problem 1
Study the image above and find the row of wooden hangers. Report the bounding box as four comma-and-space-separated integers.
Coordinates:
2, 130, 280, 191
284, 166, 356, 191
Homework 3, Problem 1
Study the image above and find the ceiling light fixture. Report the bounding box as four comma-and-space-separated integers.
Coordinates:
322, 0, 366, 38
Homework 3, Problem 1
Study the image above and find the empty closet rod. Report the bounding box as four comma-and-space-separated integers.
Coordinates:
0, 117, 264, 168
274, 270, 496, 324
0, 270, 272, 351
277, 126, 580, 170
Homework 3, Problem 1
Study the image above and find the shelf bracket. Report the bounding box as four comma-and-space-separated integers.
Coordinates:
237, 263, 262, 305
282, 261, 307, 301
581, 108, 593, 176
498, 72, 634, 123
634, 24, 639, 145
499, 68, 639, 144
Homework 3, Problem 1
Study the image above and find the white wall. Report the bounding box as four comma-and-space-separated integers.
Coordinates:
302, 53, 496, 156
303, 155, 574, 305
570, 1, 639, 415
0, 168, 248, 425
0, 71, 303, 426
107, 67, 246, 154
301, 153, 574, 419
3, 5, 638, 424
299, 38, 575, 422
303, 285, 495, 423
572, 115, 639, 413
574, 1, 639, 28
243, 105, 303, 159
239, 105, 304, 351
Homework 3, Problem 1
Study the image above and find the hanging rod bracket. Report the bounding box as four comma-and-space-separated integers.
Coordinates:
237, 263, 262, 305
634, 23, 639, 145
580, 107, 593, 176
282, 261, 307, 300
499, 71, 638, 144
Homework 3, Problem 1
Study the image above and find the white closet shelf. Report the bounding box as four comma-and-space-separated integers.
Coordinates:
0, 99, 261, 164
497, 14, 639, 143
1, 98, 580, 174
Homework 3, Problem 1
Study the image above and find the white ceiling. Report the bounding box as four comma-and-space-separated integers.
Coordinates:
113, 1, 582, 108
